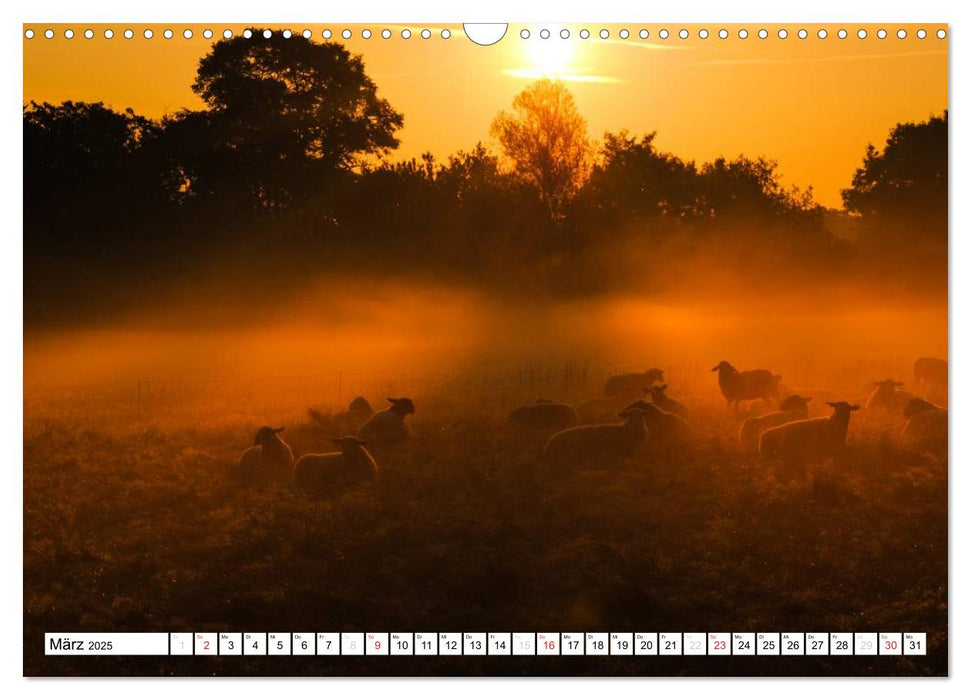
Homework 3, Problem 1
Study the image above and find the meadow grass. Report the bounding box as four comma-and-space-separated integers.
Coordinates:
23, 376, 947, 676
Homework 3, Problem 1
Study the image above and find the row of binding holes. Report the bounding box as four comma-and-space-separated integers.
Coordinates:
24, 27, 950, 40
23, 27, 451, 40
519, 27, 947, 40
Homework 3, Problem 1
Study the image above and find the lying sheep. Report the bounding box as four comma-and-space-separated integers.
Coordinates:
292, 436, 377, 498
604, 368, 664, 397
508, 399, 578, 430
359, 397, 415, 447
621, 400, 692, 444
711, 361, 781, 410
646, 384, 689, 418
738, 394, 812, 453
901, 397, 948, 447
308, 396, 375, 434
759, 401, 859, 464
237, 426, 294, 484
543, 406, 649, 468
865, 379, 915, 413
334, 396, 375, 431
913, 357, 948, 402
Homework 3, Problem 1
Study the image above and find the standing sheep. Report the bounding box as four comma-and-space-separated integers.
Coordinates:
646, 384, 689, 418
759, 401, 859, 464
865, 379, 915, 413
508, 399, 578, 430
543, 407, 649, 469
901, 397, 948, 447
738, 394, 812, 453
604, 368, 664, 397
359, 397, 415, 447
913, 357, 948, 400
292, 436, 378, 498
237, 426, 294, 485
711, 361, 781, 410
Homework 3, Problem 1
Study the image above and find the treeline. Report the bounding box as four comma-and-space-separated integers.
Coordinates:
23, 31, 947, 324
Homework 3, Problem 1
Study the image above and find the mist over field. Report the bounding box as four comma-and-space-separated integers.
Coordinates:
25, 272, 946, 397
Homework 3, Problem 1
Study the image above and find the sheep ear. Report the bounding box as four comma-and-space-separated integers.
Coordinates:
660, 384, 667, 390
357, 438, 367, 445
805, 397, 813, 402
710, 365, 719, 372
387, 398, 398, 404
273, 427, 285, 433
850, 404, 861, 411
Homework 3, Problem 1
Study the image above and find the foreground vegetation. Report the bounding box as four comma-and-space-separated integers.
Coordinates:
24, 379, 947, 676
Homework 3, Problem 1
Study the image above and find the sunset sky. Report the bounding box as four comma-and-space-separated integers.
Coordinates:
23, 23, 947, 208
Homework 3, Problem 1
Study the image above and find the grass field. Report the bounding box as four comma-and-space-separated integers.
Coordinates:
23, 369, 947, 676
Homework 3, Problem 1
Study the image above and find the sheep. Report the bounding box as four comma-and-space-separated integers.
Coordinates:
759, 401, 859, 464
237, 426, 294, 484
359, 397, 415, 447
577, 395, 639, 424
901, 397, 948, 447
308, 396, 374, 434
543, 406, 649, 469
335, 396, 375, 430
604, 368, 664, 397
913, 357, 948, 400
292, 436, 378, 498
865, 379, 915, 413
738, 394, 812, 453
711, 361, 781, 410
508, 399, 578, 430
646, 384, 689, 418
621, 400, 692, 444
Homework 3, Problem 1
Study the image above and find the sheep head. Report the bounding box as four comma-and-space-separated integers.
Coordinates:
387, 397, 416, 415
826, 401, 861, 413
780, 394, 812, 411
254, 426, 285, 444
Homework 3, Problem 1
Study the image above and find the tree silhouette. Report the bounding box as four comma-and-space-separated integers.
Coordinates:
171, 29, 404, 208
491, 79, 592, 219
842, 112, 947, 223
578, 131, 700, 227
841, 112, 947, 275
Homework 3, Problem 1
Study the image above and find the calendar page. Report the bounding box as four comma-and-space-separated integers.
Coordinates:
22, 20, 948, 677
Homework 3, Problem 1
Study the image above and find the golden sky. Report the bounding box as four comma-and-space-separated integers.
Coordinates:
23, 23, 948, 208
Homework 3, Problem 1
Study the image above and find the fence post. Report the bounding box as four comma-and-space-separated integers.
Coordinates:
136, 380, 141, 419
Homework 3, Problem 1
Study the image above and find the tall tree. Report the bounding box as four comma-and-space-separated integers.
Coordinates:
840, 112, 947, 291
173, 29, 404, 208
491, 79, 592, 219
841, 112, 947, 249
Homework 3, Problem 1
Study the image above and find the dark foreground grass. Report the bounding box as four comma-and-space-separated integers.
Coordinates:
23, 403, 947, 676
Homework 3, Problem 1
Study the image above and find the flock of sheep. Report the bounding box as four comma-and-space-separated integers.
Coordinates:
236, 356, 948, 499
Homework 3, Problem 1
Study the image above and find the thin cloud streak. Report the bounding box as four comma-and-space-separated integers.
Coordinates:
502, 67, 623, 84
